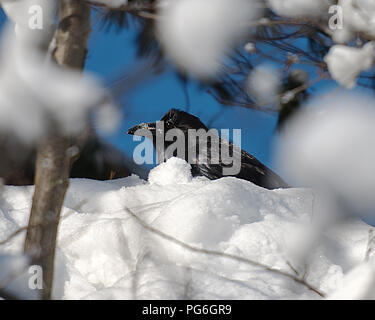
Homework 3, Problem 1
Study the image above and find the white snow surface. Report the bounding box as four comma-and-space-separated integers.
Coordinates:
328, 259, 375, 300
0, 158, 372, 300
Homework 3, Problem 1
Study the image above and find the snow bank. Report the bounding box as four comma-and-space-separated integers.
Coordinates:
328, 259, 375, 300
0, 158, 372, 299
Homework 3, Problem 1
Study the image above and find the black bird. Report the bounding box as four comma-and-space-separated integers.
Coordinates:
127, 109, 289, 190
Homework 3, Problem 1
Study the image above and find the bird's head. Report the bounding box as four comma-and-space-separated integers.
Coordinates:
160, 109, 208, 131
127, 108, 208, 137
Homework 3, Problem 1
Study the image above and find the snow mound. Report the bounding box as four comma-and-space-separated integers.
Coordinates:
328, 259, 375, 300
148, 157, 192, 186
0, 160, 372, 299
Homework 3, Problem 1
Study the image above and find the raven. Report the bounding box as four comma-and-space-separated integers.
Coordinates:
127, 109, 289, 190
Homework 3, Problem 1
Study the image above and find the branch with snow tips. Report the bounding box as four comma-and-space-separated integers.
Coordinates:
209, 74, 323, 112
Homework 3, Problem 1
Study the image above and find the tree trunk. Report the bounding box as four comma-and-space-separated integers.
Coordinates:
24, 0, 91, 300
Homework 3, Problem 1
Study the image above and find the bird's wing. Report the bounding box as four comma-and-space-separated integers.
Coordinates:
188, 133, 289, 189
238, 149, 290, 189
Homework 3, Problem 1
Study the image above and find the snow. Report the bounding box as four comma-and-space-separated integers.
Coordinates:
332, 0, 375, 43
324, 42, 375, 89
278, 92, 375, 212
0, 254, 39, 300
148, 157, 192, 186
0, 2, 120, 143
156, 0, 258, 79
246, 64, 280, 105
0, 157, 372, 299
265, 0, 375, 44
266, 0, 331, 18
0, 23, 118, 143
280, 91, 295, 104
1, 0, 57, 47
244, 42, 256, 54
328, 259, 375, 299
92, 102, 122, 135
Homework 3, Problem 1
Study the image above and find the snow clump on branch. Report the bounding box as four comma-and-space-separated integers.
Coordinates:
156, 0, 259, 79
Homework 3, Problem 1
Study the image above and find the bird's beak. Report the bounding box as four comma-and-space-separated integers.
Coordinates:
127, 122, 157, 136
